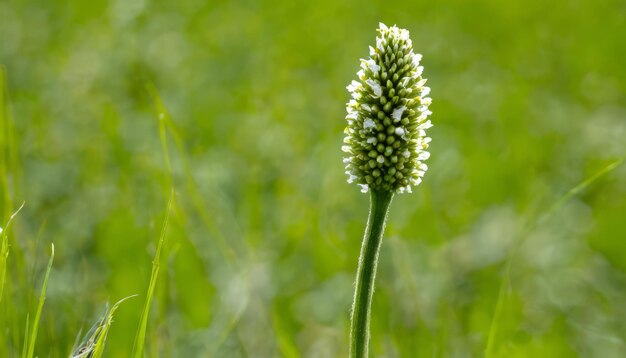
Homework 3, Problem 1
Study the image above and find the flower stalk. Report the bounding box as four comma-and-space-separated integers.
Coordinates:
349, 189, 393, 358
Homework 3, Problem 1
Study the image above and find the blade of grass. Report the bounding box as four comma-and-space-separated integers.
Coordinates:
21, 314, 29, 358
24, 243, 54, 358
91, 295, 138, 358
132, 190, 174, 358
0, 202, 25, 303
485, 158, 625, 357
70, 308, 109, 358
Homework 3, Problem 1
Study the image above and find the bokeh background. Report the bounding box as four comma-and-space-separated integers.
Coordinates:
1, 0, 626, 356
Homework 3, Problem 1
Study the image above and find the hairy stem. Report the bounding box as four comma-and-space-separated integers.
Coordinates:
350, 189, 394, 358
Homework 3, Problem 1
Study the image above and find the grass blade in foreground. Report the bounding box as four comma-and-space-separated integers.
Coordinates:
23, 243, 54, 358
91, 295, 138, 358
0, 202, 25, 303
132, 191, 173, 358
342, 23, 433, 357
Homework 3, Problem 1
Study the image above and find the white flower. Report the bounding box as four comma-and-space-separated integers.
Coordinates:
412, 53, 422, 67
391, 105, 406, 122
347, 80, 361, 93
363, 118, 376, 130
364, 59, 380, 73
342, 23, 432, 193
418, 120, 433, 130
365, 79, 382, 97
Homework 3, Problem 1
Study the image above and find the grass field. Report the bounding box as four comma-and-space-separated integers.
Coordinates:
1, 0, 626, 356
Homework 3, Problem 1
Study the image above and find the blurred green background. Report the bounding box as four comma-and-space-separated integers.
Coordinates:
1, 0, 626, 356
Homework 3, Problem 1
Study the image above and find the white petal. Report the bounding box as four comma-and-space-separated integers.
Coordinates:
361, 104, 371, 112
341, 145, 351, 153
417, 151, 430, 160
395, 127, 405, 136
418, 120, 433, 130
369, 46, 376, 56
359, 184, 369, 193
379, 22, 388, 31
366, 79, 382, 97
399, 29, 410, 41
391, 105, 406, 122
421, 86, 431, 96
367, 137, 377, 144
366, 59, 380, 73
412, 53, 422, 67
347, 80, 361, 92
363, 118, 376, 129
376, 37, 384, 51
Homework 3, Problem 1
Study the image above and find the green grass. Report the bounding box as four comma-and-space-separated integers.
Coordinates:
0, 203, 23, 304
23, 243, 54, 358
92, 295, 138, 358
132, 191, 173, 358
485, 158, 625, 357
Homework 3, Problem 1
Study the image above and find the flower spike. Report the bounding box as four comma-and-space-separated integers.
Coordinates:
342, 23, 432, 194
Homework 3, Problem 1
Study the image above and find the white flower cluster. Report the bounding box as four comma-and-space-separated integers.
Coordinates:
342, 23, 432, 194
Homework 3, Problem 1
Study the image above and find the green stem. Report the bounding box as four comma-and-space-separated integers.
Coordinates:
350, 189, 394, 358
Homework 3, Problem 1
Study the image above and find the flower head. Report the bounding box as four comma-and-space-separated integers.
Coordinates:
342, 23, 432, 194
